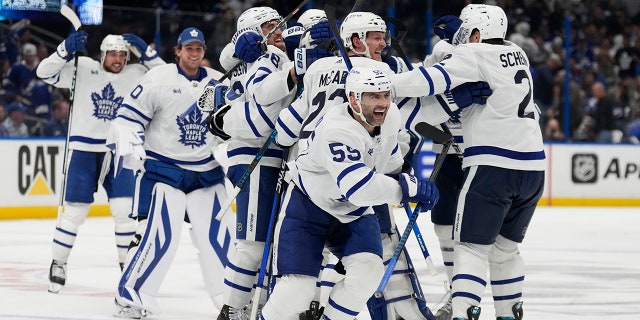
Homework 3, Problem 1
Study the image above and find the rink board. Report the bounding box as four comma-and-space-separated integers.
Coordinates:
0, 138, 638, 220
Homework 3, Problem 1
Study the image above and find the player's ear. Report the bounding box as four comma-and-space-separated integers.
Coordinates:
348, 92, 358, 109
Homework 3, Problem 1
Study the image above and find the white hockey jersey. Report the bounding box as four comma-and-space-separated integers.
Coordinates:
391, 41, 546, 171
275, 56, 394, 151
37, 54, 164, 152
114, 64, 225, 172
287, 102, 405, 223
222, 46, 296, 167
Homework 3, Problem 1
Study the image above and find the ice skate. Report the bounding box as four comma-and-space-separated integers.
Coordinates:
114, 298, 147, 319
217, 304, 249, 320
497, 301, 523, 320
47, 260, 66, 293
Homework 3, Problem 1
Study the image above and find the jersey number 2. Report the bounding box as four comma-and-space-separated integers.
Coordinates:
514, 69, 534, 119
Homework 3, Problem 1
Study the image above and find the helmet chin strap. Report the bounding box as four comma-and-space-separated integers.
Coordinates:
353, 42, 373, 59
350, 94, 376, 128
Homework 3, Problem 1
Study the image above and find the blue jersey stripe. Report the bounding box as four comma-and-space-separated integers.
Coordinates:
336, 163, 366, 188
277, 118, 298, 139
417, 66, 434, 96
121, 103, 152, 122
146, 150, 214, 165
464, 146, 546, 160
432, 64, 451, 91
244, 102, 261, 137
345, 170, 374, 199
69, 136, 106, 145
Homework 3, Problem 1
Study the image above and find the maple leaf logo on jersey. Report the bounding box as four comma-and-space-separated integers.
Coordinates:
91, 83, 123, 121
176, 107, 207, 148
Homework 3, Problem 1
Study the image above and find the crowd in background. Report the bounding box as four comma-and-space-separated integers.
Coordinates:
1, 0, 640, 143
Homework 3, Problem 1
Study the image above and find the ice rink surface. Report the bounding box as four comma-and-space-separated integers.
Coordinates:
1, 206, 639, 320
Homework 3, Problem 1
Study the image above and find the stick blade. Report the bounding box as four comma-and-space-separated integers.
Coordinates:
414, 122, 452, 144
60, 5, 81, 31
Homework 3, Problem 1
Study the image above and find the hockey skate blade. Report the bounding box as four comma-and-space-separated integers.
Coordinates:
48, 282, 62, 294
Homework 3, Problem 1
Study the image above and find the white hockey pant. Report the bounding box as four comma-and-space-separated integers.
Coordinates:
489, 235, 524, 318
261, 274, 317, 320
52, 202, 90, 262
434, 223, 455, 284
323, 252, 384, 320
318, 248, 342, 307
451, 242, 490, 319
110, 197, 136, 264
223, 239, 264, 308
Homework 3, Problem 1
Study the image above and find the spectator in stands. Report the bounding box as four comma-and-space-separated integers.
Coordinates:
43, 99, 69, 137
627, 112, 640, 144
614, 33, 639, 80
533, 53, 562, 112
5, 19, 31, 65
509, 21, 546, 65
0, 103, 8, 136
2, 101, 29, 137
4, 42, 51, 135
576, 81, 616, 142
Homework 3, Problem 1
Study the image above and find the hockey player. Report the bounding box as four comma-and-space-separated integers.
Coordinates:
260, 66, 439, 320
389, 5, 545, 320
110, 27, 231, 318
207, 7, 334, 320
36, 30, 164, 294
275, 11, 485, 320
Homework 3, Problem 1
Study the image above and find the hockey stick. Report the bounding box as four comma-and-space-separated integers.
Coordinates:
56, 5, 81, 218
382, 16, 408, 61
404, 205, 437, 276
329, 4, 439, 277
215, 78, 306, 221
215, 129, 278, 220
249, 148, 290, 320
325, 0, 352, 71
374, 122, 453, 298
179, 0, 312, 120
219, 0, 312, 83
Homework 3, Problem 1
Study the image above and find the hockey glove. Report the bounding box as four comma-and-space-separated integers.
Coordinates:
122, 33, 158, 62
197, 79, 229, 112
233, 28, 265, 63
399, 173, 439, 211
447, 81, 493, 110
207, 105, 231, 141
309, 20, 333, 47
106, 122, 146, 177
433, 15, 462, 44
284, 22, 305, 61
60, 30, 88, 61
294, 47, 332, 78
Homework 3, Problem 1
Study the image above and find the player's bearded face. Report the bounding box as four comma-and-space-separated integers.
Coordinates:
103, 51, 127, 73
262, 20, 285, 52
360, 91, 390, 126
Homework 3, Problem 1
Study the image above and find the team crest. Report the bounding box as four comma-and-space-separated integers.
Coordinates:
91, 83, 123, 121
176, 107, 208, 148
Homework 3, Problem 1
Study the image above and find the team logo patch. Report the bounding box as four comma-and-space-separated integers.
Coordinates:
572, 153, 598, 183
91, 83, 123, 121
176, 107, 208, 148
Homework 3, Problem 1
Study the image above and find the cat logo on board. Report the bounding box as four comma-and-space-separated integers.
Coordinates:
572, 153, 597, 184
17, 145, 60, 196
